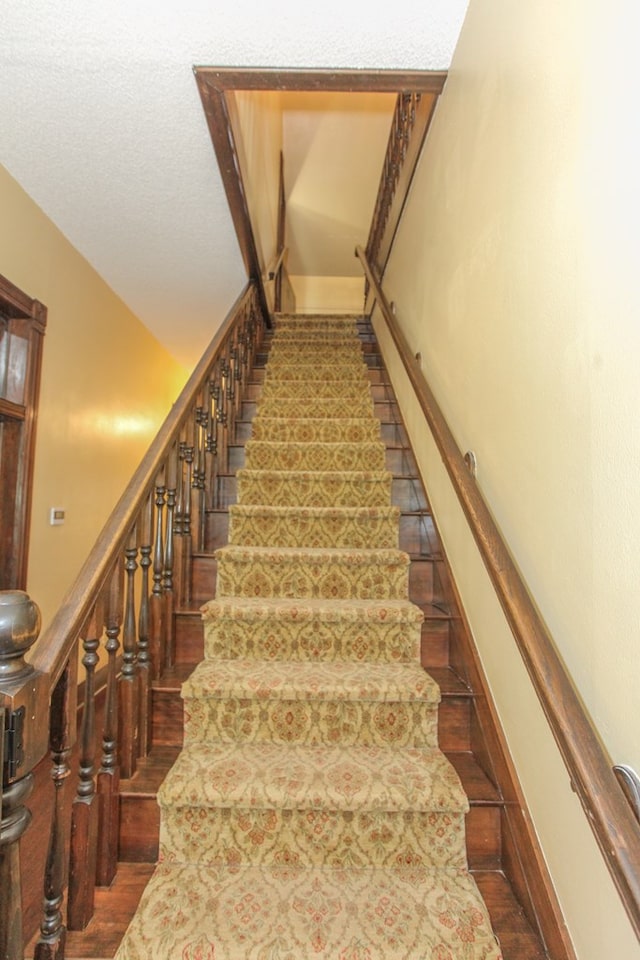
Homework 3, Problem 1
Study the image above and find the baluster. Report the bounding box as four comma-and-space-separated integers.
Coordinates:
173, 440, 185, 607
67, 602, 103, 930
163, 448, 177, 669
34, 658, 77, 960
119, 528, 139, 778
96, 564, 123, 887
209, 378, 221, 509
182, 444, 194, 603
204, 380, 218, 515
137, 493, 153, 756
191, 406, 207, 553
217, 357, 229, 474
227, 344, 237, 428
0, 590, 43, 960
149, 476, 165, 680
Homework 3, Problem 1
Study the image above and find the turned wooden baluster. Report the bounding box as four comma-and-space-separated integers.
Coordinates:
181, 443, 194, 603
217, 357, 229, 475
209, 377, 221, 509
204, 379, 218, 513
34, 658, 77, 960
119, 528, 139, 778
227, 344, 237, 431
137, 493, 153, 757
173, 439, 185, 605
149, 476, 165, 680
0, 590, 44, 960
67, 601, 103, 930
190, 405, 205, 553
163, 447, 177, 669
96, 564, 122, 887
174, 440, 192, 608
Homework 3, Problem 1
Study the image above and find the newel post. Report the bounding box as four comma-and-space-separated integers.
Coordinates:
0, 590, 48, 960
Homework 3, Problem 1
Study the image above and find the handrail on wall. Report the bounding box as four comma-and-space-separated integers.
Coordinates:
267, 246, 287, 282
355, 244, 640, 941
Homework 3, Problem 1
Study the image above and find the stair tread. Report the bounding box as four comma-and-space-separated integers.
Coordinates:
237, 467, 390, 480
182, 659, 440, 703
229, 503, 399, 517
153, 663, 196, 689
120, 746, 180, 794
114, 861, 501, 960
216, 544, 409, 563
121, 745, 501, 807
157, 742, 469, 813
201, 595, 423, 622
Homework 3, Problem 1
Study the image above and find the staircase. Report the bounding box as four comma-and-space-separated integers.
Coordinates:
111, 313, 498, 959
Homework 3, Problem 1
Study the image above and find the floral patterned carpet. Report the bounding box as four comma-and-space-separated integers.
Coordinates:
115, 315, 502, 959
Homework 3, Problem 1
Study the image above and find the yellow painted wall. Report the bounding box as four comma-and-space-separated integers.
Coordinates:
289, 275, 364, 314
0, 164, 188, 628
379, 0, 640, 956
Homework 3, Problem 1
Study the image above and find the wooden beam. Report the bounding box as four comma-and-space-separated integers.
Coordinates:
194, 67, 447, 95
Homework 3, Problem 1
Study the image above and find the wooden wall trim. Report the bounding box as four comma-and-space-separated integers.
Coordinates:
194, 76, 271, 325
193, 67, 448, 327
194, 67, 447, 95
356, 244, 640, 943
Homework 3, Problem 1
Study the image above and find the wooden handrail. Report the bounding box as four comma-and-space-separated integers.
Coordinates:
31, 282, 255, 687
267, 246, 287, 282
356, 245, 640, 939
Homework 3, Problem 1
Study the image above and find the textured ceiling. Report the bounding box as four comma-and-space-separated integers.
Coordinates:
0, 0, 469, 368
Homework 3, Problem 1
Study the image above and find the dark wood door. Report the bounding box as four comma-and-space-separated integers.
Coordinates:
0, 276, 46, 589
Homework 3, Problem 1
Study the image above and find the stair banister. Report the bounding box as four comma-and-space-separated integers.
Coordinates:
355, 244, 640, 940
29, 282, 258, 684
0, 281, 264, 960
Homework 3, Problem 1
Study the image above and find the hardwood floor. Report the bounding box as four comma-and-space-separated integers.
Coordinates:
44, 866, 544, 960
27, 319, 553, 960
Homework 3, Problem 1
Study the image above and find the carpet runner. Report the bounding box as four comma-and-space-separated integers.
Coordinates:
115, 314, 502, 959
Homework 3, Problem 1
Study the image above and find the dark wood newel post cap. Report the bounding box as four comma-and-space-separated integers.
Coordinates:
0, 589, 41, 681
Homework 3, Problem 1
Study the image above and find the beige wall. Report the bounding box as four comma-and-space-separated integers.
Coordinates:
0, 164, 188, 628
282, 92, 395, 279
380, 0, 640, 956
231, 90, 283, 282
289, 275, 364, 314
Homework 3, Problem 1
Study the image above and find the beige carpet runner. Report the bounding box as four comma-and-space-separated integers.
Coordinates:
115, 315, 502, 959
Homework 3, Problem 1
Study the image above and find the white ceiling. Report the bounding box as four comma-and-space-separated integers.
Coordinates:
0, 0, 469, 368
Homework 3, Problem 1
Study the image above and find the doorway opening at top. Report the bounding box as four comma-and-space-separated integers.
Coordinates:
193, 68, 447, 318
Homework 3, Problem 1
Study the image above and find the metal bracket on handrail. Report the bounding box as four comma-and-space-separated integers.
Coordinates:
614, 765, 640, 824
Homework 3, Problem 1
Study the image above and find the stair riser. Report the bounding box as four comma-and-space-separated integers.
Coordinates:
259, 363, 369, 381
159, 807, 468, 870
216, 557, 409, 601
183, 698, 438, 748
203, 618, 421, 663
237, 472, 392, 508
260, 381, 372, 399
244, 441, 386, 472
119, 794, 499, 870
251, 418, 380, 443
152, 691, 185, 746
174, 613, 204, 664
228, 508, 398, 549
257, 397, 373, 418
